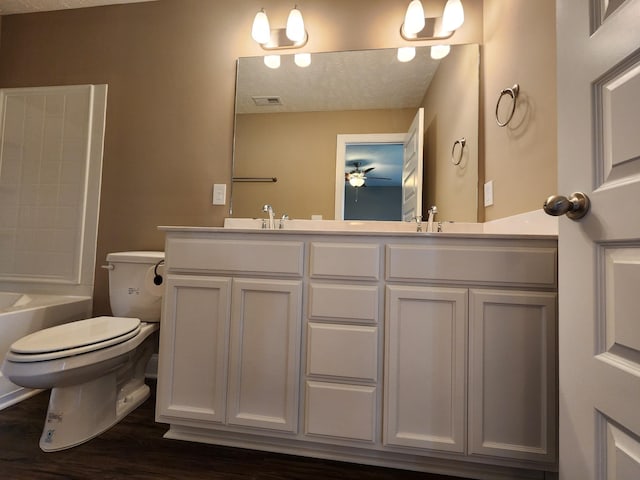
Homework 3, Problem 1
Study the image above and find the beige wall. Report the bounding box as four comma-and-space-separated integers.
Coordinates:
482, 0, 557, 220
422, 43, 479, 222
234, 109, 416, 220
0, 0, 557, 315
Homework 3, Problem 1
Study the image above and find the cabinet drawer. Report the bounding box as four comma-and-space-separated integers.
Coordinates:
310, 242, 380, 280
305, 381, 376, 442
307, 323, 378, 381
386, 244, 557, 288
166, 238, 304, 276
308, 283, 379, 323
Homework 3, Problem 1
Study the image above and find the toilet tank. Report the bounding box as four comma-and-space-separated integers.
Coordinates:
106, 251, 165, 322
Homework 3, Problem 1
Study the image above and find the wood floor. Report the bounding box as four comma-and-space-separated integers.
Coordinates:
0, 382, 468, 480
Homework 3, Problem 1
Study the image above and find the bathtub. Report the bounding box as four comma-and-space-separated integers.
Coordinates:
0, 292, 92, 410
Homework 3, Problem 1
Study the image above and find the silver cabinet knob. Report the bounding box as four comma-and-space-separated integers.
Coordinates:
543, 192, 590, 220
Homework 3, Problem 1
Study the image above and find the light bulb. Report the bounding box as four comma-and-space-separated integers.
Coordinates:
251, 9, 271, 44
349, 175, 365, 188
286, 6, 306, 42
442, 0, 464, 31
294, 53, 311, 68
264, 55, 281, 69
430, 44, 451, 60
403, 0, 425, 35
397, 47, 416, 63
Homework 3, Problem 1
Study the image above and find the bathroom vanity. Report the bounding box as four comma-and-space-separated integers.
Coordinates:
155, 225, 557, 480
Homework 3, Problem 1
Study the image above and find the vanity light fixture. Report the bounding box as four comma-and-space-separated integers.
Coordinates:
286, 6, 306, 43
251, 8, 271, 45
294, 52, 311, 67
430, 44, 451, 60
264, 54, 281, 69
252, 5, 309, 50
399, 0, 464, 42
442, 0, 465, 31
397, 46, 417, 63
403, 0, 426, 36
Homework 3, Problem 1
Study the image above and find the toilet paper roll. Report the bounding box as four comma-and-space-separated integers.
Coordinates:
144, 265, 165, 297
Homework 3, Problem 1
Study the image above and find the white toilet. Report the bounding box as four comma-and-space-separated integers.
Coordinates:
1, 251, 165, 452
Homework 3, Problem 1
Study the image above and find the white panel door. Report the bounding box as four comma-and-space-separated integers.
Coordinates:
227, 278, 302, 432
557, 0, 640, 478
402, 108, 424, 221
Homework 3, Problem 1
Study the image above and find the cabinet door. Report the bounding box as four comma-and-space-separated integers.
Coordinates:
156, 274, 231, 424
468, 289, 557, 463
384, 285, 467, 453
227, 278, 302, 432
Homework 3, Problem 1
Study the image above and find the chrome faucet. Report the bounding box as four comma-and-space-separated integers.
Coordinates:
426, 206, 438, 233
412, 215, 422, 232
262, 204, 275, 230
279, 214, 289, 230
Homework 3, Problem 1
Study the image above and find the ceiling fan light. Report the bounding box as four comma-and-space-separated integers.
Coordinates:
403, 0, 426, 35
252, 9, 271, 44
397, 47, 416, 63
442, 0, 464, 32
349, 175, 366, 188
286, 6, 306, 42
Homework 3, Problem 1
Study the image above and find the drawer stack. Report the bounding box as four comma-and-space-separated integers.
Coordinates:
303, 242, 382, 443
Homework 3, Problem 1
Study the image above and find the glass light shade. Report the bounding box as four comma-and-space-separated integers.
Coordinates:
286, 7, 306, 42
442, 0, 464, 31
264, 55, 281, 69
251, 9, 271, 44
431, 44, 451, 59
294, 53, 311, 67
397, 47, 416, 63
349, 175, 365, 188
403, 0, 426, 35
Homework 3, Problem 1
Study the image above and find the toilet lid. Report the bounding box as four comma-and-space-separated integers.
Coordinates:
10, 316, 141, 356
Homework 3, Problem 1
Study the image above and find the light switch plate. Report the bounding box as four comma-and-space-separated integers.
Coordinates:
484, 180, 494, 207
212, 183, 226, 205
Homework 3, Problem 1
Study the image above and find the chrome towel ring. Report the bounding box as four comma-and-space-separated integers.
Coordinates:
451, 137, 466, 166
495, 84, 519, 127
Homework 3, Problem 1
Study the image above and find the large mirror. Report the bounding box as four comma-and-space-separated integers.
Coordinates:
231, 44, 479, 222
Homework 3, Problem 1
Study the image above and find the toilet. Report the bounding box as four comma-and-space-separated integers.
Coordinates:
1, 251, 165, 452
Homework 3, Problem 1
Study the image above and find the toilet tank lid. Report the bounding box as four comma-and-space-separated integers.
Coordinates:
106, 251, 164, 263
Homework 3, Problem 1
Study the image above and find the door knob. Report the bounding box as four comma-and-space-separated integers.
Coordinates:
543, 192, 590, 220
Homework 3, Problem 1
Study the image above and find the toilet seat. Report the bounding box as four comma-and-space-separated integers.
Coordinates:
7, 317, 142, 363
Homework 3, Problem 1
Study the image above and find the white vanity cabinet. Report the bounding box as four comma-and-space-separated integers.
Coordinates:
156, 227, 558, 480
156, 234, 303, 435
385, 241, 558, 465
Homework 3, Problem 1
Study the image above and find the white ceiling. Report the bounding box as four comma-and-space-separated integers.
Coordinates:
236, 47, 441, 114
0, 0, 156, 16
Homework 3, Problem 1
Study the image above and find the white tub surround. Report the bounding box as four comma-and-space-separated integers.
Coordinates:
156, 226, 558, 480
0, 84, 107, 297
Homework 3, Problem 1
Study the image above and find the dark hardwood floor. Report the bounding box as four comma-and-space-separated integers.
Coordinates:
0, 382, 469, 480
